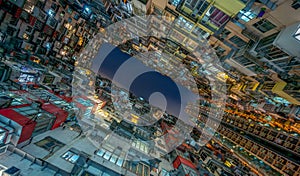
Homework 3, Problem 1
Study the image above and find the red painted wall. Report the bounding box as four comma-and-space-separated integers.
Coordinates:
41, 103, 69, 129
0, 109, 36, 144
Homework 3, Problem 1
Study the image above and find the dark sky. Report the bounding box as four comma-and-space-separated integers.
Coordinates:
92, 43, 198, 122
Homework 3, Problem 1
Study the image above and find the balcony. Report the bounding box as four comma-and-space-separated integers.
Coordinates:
241, 28, 260, 42
273, 81, 300, 105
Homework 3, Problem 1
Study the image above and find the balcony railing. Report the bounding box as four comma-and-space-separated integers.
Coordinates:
241, 28, 260, 42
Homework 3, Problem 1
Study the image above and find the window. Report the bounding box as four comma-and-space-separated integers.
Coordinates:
37, 11, 47, 21
171, 30, 185, 42
96, 147, 126, 166
116, 158, 124, 167
169, 0, 180, 7
161, 169, 170, 176
23, 33, 30, 40
239, 10, 256, 22
253, 19, 276, 33
10, 17, 18, 26
14, 106, 39, 117
109, 154, 118, 163
60, 11, 65, 17
25, 26, 33, 33
34, 20, 44, 31
192, 26, 210, 38
195, 1, 209, 16
202, 6, 230, 27
293, 25, 300, 42
96, 148, 105, 157
200, 152, 208, 161
176, 16, 194, 32
67, 7, 73, 14
131, 139, 149, 153
36, 1, 44, 9
61, 150, 79, 163
74, 13, 80, 20
124, 161, 150, 176
46, 17, 58, 28
20, 11, 30, 23
256, 32, 278, 49
23, 0, 37, 13
0, 130, 6, 144
185, 0, 198, 9
229, 35, 247, 47
6, 26, 16, 36
103, 151, 112, 160
35, 136, 65, 152
219, 28, 231, 40
51, 3, 58, 11
0, 146, 7, 154
215, 46, 226, 56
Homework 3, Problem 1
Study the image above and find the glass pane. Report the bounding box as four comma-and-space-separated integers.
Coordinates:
137, 164, 143, 175
136, 141, 141, 148
69, 154, 79, 163
96, 149, 105, 157
144, 165, 150, 176
131, 163, 137, 173
116, 158, 124, 167
62, 151, 74, 160
145, 146, 149, 154
103, 172, 110, 176
103, 151, 112, 160
109, 154, 118, 163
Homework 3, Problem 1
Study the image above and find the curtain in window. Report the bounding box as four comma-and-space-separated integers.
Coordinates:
209, 8, 229, 27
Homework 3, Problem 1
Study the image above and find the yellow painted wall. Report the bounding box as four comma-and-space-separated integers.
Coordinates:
206, 0, 246, 16
272, 81, 300, 105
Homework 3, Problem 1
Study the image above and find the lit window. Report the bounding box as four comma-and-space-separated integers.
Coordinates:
169, 0, 181, 6
109, 154, 118, 163
103, 151, 112, 160
48, 9, 55, 17
293, 25, 300, 42
116, 158, 124, 167
61, 150, 79, 163
239, 10, 256, 22
96, 148, 105, 157
23, 33, 30, 40
253, 19, 276, 33
23, 1, 35, 13
176, 16, 194, 32
60, 11, 65, 17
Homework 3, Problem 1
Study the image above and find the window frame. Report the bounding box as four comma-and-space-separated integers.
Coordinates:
253, 19, 277, 33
